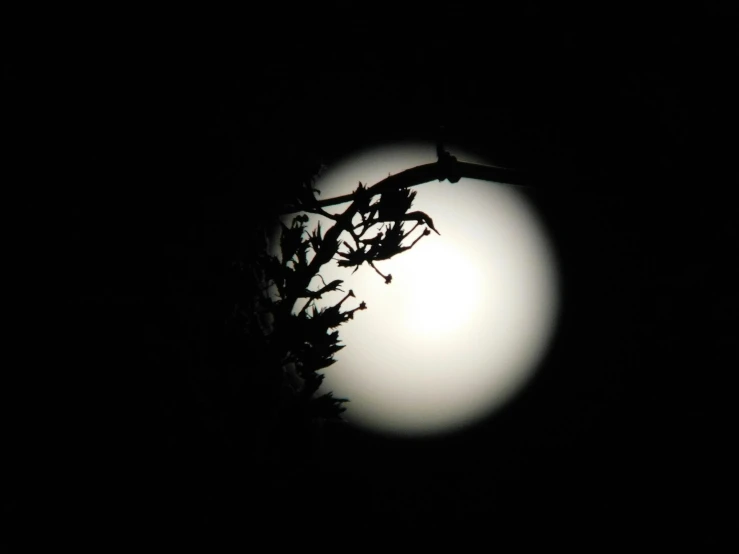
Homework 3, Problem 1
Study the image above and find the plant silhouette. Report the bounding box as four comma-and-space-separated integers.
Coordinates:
228, 144, 538, 464
247, 169, 440, 424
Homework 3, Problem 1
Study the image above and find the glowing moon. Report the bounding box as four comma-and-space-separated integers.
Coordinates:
272, 142, 559, 437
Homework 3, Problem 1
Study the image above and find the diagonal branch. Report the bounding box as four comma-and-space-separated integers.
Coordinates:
279, 159, 540, 216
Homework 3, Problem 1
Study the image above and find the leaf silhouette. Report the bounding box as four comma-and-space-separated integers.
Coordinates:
367, 222, 407, 261
336, 241, 368, 269
377, 187, 416, 221
280, 220, 304, 263
309, 221, 323, 253
310, 392, 348, 419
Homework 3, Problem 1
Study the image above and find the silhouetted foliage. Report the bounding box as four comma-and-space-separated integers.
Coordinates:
227, 149, 462, 459
228, 144, 525, 464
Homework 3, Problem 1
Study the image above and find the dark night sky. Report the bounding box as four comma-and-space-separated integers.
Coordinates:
9, 16, 735, 547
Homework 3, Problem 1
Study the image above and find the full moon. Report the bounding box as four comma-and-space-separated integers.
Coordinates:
271, 142, 559, 437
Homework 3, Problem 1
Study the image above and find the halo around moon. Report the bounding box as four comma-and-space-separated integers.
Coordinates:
272, 141, 560, 438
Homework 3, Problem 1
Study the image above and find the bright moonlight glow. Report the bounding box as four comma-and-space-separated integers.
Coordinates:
271, 141, 559, 437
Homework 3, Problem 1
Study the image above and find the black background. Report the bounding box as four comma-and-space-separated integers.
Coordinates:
7, 13, 736, 548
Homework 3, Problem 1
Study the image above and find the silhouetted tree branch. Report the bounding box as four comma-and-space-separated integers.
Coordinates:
280, 155, 537, 216
230, 147, 542, 464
